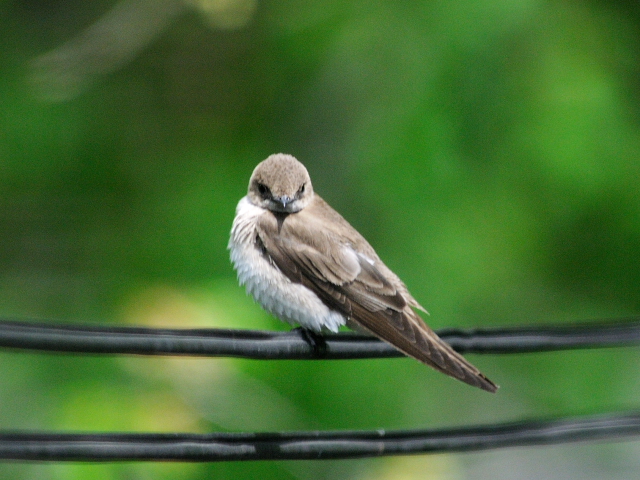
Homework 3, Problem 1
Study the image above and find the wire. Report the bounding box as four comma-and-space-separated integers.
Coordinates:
1, 318, 639, 462
0, 317, 639, 359
1, 411, 639, 461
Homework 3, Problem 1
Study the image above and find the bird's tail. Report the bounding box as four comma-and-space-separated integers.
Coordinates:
350, 304, 498, 393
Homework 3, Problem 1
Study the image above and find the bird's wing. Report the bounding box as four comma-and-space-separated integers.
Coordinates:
255, 210, 497, 393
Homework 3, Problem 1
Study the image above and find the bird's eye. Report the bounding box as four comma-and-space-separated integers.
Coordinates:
298, 183, 306, 195
257, 183, 269, 196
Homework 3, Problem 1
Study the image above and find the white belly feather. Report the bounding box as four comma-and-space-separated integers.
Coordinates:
228, 196, 346, 332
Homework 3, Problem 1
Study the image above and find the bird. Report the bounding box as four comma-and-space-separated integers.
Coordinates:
229, 153, 497, 393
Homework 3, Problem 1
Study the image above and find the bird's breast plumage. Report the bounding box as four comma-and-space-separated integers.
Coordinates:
228, 196, 346, 332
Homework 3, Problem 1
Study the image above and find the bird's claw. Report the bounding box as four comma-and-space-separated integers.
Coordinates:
293, 327, 328, 358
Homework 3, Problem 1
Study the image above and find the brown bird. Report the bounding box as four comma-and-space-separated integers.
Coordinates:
229, 154, 497, 393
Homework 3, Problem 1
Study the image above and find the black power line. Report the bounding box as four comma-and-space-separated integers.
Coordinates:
0, 317, 639, 358
1, 412, 639, 461
1, 317, 639, 462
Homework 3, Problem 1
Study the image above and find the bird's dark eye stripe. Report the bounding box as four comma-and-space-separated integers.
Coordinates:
298, 183, 306, 194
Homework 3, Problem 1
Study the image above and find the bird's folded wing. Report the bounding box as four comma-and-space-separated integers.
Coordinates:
256, 214, 406, 314
256, 212, 498, 393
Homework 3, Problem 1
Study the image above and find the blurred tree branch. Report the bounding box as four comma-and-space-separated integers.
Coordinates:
29, 0, 257, 101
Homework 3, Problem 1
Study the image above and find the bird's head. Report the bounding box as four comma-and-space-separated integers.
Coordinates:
247, 154, 315, 213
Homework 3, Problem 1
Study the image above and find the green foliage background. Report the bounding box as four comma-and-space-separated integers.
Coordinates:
1, 0, 640, 478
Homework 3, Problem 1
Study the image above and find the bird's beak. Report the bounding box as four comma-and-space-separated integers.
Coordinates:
274, 195, 292, 209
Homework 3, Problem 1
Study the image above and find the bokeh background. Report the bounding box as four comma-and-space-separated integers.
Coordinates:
2, 0, 640, 478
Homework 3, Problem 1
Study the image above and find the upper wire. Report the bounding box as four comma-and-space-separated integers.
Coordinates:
0, 317, 639, 358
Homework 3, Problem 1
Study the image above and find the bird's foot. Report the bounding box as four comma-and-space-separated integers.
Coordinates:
293, 327, 327, 358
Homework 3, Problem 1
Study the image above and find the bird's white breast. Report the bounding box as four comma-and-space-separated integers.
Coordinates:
228, 196, 346, 332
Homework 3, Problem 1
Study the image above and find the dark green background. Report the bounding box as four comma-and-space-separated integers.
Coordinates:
1, 0, 640, 478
